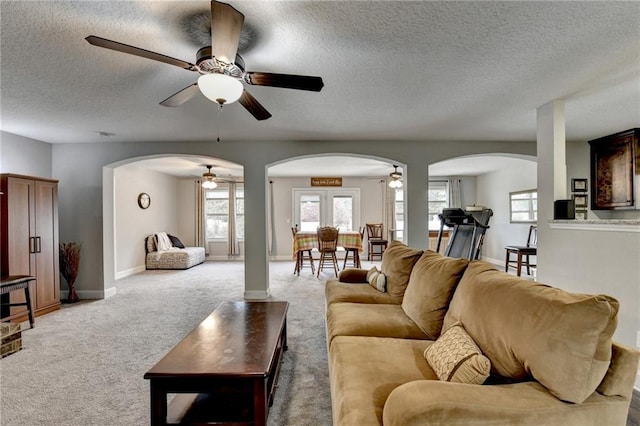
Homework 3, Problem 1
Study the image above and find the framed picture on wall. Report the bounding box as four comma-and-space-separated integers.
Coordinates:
575, 209, 588, 220
571, 178, 588, 192
572, 193, 588, 208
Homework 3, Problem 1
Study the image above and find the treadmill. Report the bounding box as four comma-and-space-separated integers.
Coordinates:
436, 208, 493, 260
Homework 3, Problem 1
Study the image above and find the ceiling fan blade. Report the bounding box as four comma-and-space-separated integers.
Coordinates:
238, 90, 272, 121
85, 35, 196, 71
244, 72, 324, 92
210, 1, 245, 64
160, 83, 200, 107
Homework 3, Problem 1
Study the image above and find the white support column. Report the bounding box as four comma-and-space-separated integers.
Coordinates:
536, 99, 566, 282
405, 160, 430, 250
243, 161, 270, 300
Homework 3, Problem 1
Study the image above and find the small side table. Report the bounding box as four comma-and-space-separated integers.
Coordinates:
0, 275, 36, 328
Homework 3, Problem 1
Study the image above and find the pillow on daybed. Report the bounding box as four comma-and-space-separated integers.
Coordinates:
443, 260, 619, 404
168, 234, 185, 248
380, 241, 423, 303
425, 322, 491, 385
402, 250, 469, 339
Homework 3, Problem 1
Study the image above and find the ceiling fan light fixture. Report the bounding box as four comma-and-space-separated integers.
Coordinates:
202, 165, 218, 189
388, 165, 403, 188
197, 73, 243, 105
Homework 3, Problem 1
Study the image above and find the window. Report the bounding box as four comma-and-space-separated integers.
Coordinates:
510, 189, 537, 223
205, 186, 244, 240
428, 180, 449, 230
394, 189, 404, 240
293, 189, 360, 232
392, 181, 450, 237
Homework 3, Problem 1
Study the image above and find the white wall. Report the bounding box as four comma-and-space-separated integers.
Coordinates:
114, 165, 179, 278
475, 159, 538, 264
1, 131, 52, 176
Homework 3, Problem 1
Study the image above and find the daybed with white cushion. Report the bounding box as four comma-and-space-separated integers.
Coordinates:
145, 232, 205, 270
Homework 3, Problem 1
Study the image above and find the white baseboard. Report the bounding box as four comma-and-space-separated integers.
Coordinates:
61, 287, 116, 300
480, 256, 503, 267
115, 265, 146, 280
244, 289, 270, 300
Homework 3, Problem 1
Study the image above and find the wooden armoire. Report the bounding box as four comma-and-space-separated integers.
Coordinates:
1, 174, 60, 321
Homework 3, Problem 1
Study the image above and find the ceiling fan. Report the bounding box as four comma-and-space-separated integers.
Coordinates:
85, 0, 324, 121
201, 165, 240, 188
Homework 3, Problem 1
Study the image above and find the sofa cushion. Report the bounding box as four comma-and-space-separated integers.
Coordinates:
367, 267, 387, 292
401, 251, 469, 339
380, 241, 423, 303
329, 336, 434, 426
326, 303, 428, 345
424, 322, 490, 384
326, 280, 397, 306
443, 260, 619, 404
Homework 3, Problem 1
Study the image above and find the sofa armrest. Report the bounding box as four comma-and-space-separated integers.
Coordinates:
338, 268, 368, 283
383, 380, 628, 426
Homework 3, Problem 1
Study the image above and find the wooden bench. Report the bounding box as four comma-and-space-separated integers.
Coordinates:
144, 301, 289, 425
1, 275, 36, 328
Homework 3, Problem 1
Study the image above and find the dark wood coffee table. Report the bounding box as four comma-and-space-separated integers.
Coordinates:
144, 301, 289, 425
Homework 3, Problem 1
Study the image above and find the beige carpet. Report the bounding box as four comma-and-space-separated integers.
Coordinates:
0, 261, 353, 426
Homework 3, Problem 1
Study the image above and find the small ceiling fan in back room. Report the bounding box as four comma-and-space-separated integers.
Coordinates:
85, 0, 324, 121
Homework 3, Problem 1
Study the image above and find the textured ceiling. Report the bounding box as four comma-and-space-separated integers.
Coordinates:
1, 0, 638, 148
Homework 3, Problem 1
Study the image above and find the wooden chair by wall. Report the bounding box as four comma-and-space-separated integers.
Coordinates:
342, 226, 364, 270
366, 223, 388, 261
504, 225, 537, 277
292, 224, 315, 275
317, 226, 339, 277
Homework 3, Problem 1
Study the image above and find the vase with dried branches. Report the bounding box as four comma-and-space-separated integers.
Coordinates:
59, 242, 81, 303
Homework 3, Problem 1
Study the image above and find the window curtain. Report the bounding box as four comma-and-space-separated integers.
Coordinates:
449, 178, 462, 209
195, 180, 209, 255
384, 179, 395, 241
268, 180, 276, 256
227, 182, 239, 256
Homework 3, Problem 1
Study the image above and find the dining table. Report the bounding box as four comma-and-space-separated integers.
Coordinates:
291, 230, 363, 259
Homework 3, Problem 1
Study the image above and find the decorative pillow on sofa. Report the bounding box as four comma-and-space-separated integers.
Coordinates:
424, 322, 491, 384
168, 234, 185, 249
442, 260, 620, 404
402, 250, 469, 339
338, 268, 369, 283
380, 241, 423, 303
366, 267, 387, 292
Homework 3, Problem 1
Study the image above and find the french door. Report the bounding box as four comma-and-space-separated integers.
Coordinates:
293, 188, 360, 232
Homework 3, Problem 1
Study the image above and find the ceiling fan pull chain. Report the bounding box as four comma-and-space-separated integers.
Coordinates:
216, 103, 222, 142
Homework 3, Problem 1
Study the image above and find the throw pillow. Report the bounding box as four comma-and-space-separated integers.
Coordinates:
168, 234, 185, 248
338, 268, 368, 283
401, 251, 469, 339
424, 322, 491, 385
380, 241, 423, 303
366, 267, 387, 292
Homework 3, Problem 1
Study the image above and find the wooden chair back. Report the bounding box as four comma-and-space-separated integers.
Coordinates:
527, 225, 538, 248
317, 227, 339, 252
366, 223, 384, 240
291, 224, 299, 237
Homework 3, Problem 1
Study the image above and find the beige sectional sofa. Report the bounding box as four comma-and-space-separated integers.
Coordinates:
325, 241, 639, 425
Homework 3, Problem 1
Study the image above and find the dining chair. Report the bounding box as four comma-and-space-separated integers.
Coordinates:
504, 225, 537, 277
316, 226, 340, 277
366, 223, 388, 261
342, 226, 364, 270
292, 224, 315, 275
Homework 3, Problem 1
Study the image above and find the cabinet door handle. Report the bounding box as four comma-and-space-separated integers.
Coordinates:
29, 237, 35, 253
35, 236, 41, 253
